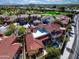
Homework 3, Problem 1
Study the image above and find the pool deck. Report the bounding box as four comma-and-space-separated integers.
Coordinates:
60, 26, 75, 59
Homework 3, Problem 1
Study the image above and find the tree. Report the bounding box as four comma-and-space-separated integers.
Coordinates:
17, 26, 26, 36
5, 24, 16, 36
54, 20, 64, 27
0, 17, 4, 24
59, 7, 65, 12
46, 47, 60, 59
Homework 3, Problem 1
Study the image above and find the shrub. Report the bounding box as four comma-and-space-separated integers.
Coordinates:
5, 24, 16, 36
46, 47, 60, 59
17, 26, 26, 35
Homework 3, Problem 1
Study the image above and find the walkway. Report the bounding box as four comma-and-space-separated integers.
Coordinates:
60, 26, 75, 59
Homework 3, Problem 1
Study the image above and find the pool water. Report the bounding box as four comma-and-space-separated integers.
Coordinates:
37, 28, 48, 33
53, 41, 60, 48
42, 19, 49, 24
32, 28, 48, 38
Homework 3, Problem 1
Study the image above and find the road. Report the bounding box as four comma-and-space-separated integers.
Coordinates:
75, 14, 79, 59
68, 14, 79, 59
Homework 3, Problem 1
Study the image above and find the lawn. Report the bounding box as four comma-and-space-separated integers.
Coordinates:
41, 11, 74, 16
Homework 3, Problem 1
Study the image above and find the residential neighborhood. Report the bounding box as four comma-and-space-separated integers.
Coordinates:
0, 7, 76, 59
0, 0, 79, 59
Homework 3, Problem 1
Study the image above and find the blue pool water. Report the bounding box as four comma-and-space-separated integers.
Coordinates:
53, 41, 60, 48
42, 19, 49, 24
37, 28, 48, 33
51, 32, 56, 36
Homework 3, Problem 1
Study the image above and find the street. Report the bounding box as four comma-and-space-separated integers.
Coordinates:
68, 14, 79, 59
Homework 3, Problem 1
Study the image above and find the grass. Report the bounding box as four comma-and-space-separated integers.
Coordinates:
41, 11, 74, 16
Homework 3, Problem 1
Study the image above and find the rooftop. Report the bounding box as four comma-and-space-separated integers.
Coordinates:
0, 34, 21, 59
25, 33, 44, 55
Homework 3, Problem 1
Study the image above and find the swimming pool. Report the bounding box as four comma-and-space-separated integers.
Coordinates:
53, 41, 60, 48
32, 28, 48, 38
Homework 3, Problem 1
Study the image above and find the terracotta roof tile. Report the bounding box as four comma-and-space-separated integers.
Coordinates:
25, 33, 44, 53
38, 23, 60, 33
0, 34, 21, 59
0, 43, 20, 59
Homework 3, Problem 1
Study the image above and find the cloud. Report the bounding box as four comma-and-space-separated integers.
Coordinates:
0, 0, 79, 5
47, 0, 63, 2
26, 0, 42, 4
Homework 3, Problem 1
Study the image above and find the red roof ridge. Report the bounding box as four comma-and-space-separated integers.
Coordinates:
34, 40, 44, 48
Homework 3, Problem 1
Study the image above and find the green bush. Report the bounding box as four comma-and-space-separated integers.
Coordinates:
54, 20, 64, 27
0, 20, 3, 24
40, 56, 45, 59
5, 29, 14, 36
46, 47, 60, 59
17, 26, 26, 35
5, 24, 16, 36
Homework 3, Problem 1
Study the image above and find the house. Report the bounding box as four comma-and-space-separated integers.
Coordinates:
37, 23, 63, 37
0, 34, 21, 59
25, 30, 44, 59
17, 14, 29, 18
25, 28, 49, 58
16, 17, 27, 25
9, 15, 18, 22
30, 14, 41, 23
25, 22, 64, 58
0, 25, 8, 33
41, 16, 55, 24
55, 15, 70, 25
30, 14, 41, 18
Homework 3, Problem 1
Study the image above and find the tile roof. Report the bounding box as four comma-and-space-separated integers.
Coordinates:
0, 34, 17, 46
0, 43, 20, 59
25, 33, 44, 54
25, 23, 63, 54
0, 34, 21, 59
38, 23, 60, 33
36, 34, 50, 41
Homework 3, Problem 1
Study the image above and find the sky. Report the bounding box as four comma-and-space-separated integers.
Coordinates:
0, 0, 79, 5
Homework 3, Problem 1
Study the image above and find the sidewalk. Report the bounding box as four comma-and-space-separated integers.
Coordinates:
60, 26, 75, 59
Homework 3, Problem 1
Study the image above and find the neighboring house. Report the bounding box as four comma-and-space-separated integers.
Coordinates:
55, 15, 70, 25
16, 18, 27, 25
30, 14, 41, 23
37, 23, 63, 38
0, 34, 21, 59
0, 26, 8, 33
17, 14, 29, 18
30, 14, 41, 18
33, 20, 41, 25
9, 15, 18, 22
41, 16, 55, 24
65, 8, 73, 12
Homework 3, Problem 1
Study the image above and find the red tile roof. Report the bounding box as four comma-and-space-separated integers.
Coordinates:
0, 43, 20, 59
36, 34, 50, 41
0, 34, 21, 59
43, 23, 60, 32
25, 33, 44, 53
0, 34, 17, 46
25, 23, 63, 54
